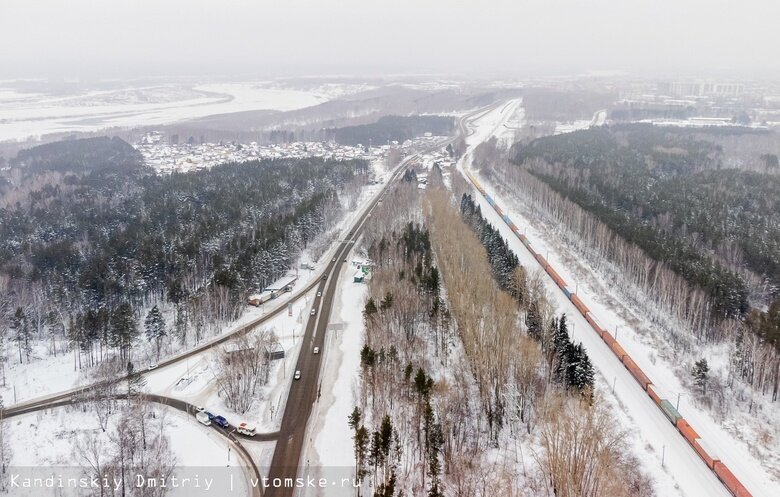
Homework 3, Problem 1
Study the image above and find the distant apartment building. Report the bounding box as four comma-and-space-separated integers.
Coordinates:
661, 81, 744, 98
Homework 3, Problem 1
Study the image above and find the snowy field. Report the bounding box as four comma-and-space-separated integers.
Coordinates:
460, 103, 776, 497
6, 406, 250, 496
0, 80, 367, 142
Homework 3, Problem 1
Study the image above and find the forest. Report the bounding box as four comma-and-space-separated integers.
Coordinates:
329, 115, 455, 147
348, 169, 649, 497
511, 124, 780, 350
0, 137, 368, 370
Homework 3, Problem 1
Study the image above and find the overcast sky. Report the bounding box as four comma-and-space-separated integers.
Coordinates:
1, 0, 778, 80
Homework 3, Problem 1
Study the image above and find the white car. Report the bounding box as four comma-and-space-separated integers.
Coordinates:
313, 347, 320, 354
294, 370, 301, 380
195, 411, 211, 426
332, 258, 336, 262
311, 308, 316, 315
237, 422, 257, 437
148, 364, 158, 371
317, 291, 321, 297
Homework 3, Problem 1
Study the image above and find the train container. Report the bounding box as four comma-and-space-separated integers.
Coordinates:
485, 195, 496, 207
647, 384, 662, 405
547, 267, 567, 289
535, 254, 548, 269
676, 419, 700, 446
714, 461, 753, 497
623, 356, 651, 390
508, 222, 519, 232
502, 214, 511, 224
610, 340, 627, 361
693, 437, 719, 469
563, 286, 573, 299
570, 294, 590, 315
495, 206, 504, 216
585, 312, 606, 337
660, 399, 683, 425
601, 330, 615, 348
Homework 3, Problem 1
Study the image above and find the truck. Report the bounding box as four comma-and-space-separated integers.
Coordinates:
237, 422, 257, 437
247, 293, 272, 307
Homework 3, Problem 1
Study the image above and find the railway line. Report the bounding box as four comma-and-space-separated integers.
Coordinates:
464, 167, 755, 497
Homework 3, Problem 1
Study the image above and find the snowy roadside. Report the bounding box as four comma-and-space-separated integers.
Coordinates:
301, 244, 367, 496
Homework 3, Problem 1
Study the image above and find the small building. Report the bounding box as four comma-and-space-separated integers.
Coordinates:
265, 342, 285, 361
265, 275, 298, 296
353, 271, 365, 283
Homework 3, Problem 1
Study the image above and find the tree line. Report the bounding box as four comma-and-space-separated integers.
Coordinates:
0, 137, 368, 376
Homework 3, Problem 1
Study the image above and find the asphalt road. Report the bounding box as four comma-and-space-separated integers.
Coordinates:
263, 144, 420, 497
264, 107, 494, 497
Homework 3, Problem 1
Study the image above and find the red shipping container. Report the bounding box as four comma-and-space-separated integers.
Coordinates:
714, 462, 753, 497
535, 254, 548, 269
602, 330, 615, 347
647, 384, 662, 405
692, 438, 718, 469
624, 357, 651, 390
676, 419, 700, 446
547, 267, 566, 289
610, 340, 627, 361
570, 294, 590, 315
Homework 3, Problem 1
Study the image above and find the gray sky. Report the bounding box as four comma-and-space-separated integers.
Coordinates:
1, 0, 778, 80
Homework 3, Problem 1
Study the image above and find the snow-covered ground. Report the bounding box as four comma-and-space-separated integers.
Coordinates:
551, 108, 607, 135
143, 289, 314, 434
5, 405, 250, 496
0, 80, 367, 142
460, 103, 776, 496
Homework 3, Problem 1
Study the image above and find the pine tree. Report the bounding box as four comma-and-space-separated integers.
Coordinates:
553, 315, 571, 384
526, 302, 543, 342
144, 305, 166, 359
354, 425, 369, 480
364, 298, 378, 316
111, 302, 138, 362
10, 307, 31, 363
693, 358, 710, 394
348, 406, 362, 430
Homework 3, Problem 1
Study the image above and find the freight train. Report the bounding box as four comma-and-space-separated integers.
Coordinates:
465, 171, 753, 497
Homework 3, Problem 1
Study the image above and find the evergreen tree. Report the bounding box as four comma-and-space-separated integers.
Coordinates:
144, 305, 166, 359
693, 358, 710, 394
10, 307, 31, 363
526, 302, 543, 342
110, 302, 138, 362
